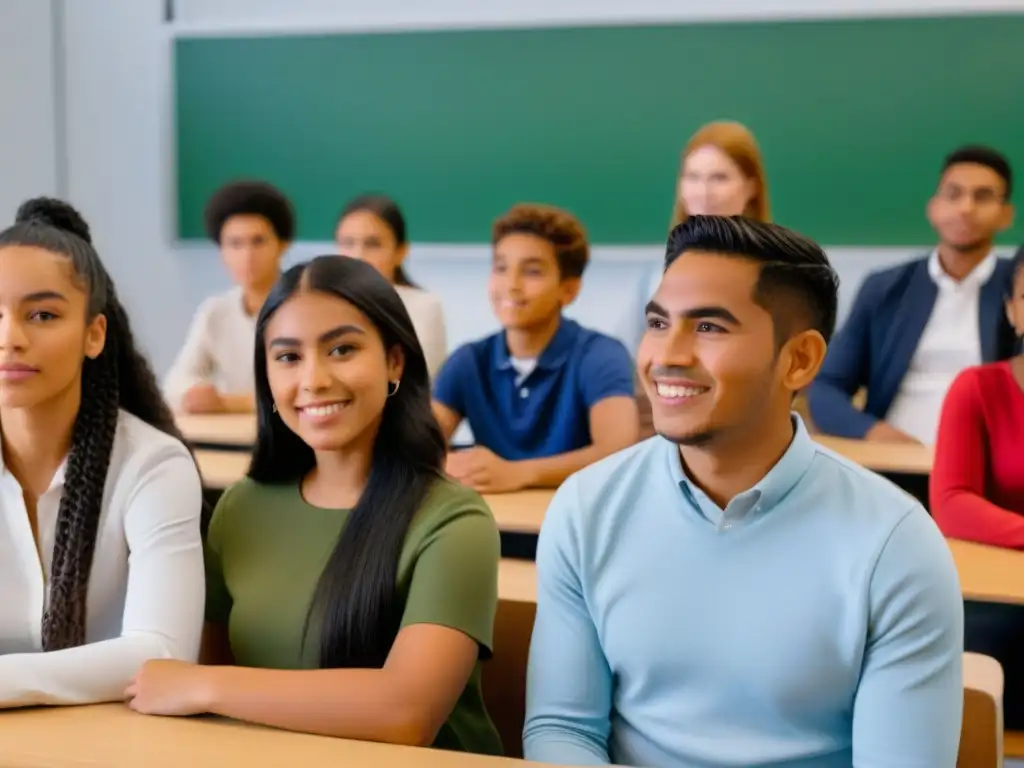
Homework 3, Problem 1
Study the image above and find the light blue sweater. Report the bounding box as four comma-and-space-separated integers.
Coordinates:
523, 418, 964, 767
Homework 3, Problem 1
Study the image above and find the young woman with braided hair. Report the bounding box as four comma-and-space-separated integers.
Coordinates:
0, 198, 204, 708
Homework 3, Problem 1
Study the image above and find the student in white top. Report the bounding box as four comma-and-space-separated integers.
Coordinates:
164, 180, 295, 413
0, 198, 204, 709
335, 194, 448, 378
633, 121, 772, 343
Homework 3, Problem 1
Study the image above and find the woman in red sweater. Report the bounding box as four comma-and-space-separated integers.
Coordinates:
932, 244, 1024, 729
932, 245, 1024, 546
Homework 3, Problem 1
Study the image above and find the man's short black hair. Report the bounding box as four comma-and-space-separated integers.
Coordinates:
941, 145, 1013, 201
203, 180, 296, 244
665, 215, 839, 346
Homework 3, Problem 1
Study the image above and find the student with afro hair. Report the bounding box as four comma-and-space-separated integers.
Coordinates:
165, 180, 294, 414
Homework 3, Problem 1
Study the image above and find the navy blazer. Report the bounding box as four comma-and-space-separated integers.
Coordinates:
807, 255, 1015, 438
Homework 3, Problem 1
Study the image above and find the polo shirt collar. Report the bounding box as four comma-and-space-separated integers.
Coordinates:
491, 316, 580, 372
669, 414, 817, 530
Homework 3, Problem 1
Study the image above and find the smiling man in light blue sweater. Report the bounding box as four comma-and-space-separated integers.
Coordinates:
523, 216, 964, 768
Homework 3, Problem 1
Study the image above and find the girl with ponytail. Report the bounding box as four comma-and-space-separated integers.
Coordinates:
0, 198, 204, 708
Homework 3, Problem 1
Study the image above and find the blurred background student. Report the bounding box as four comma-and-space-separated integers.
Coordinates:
336, 194, 448, 379
165, 180, 295, 414
668, 120, 771, 228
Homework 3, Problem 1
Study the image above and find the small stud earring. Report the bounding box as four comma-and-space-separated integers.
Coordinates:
387, 379, 401, 397
272, 403, 277, 413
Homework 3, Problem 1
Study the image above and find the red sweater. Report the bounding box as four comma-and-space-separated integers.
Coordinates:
931, 361, 1024, 548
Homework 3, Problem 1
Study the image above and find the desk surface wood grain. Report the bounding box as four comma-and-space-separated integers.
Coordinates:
0, 703, 548, 768
180, 414, 933, 476
176, 413, 256, 447
193, 451, 555, 535
813, 434, 933, 475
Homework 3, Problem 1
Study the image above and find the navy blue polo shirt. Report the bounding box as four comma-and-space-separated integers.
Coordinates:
432, 317, 635, 461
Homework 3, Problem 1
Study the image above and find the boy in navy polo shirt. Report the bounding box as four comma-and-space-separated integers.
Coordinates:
432, 203, 639, 493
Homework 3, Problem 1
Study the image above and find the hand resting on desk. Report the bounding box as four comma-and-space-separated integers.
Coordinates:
180, 383, 255, 415
446, 447, 530, 494
865, 421, 921, 444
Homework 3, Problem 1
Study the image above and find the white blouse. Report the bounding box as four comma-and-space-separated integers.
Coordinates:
395, 284, 448, 379
0, 410, 204, 708
163, 287, 257, 409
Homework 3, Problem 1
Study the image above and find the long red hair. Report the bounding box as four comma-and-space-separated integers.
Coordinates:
670, 121, 771, 229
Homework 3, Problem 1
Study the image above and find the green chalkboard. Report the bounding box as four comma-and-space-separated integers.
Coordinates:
174, 15, 1024, 245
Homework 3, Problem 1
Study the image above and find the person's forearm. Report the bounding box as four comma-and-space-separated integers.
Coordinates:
933, 493, 1024, 549
807, 382, 876, 438
202, 666, 435, 746
164, 372, 204, 412
219, 391, 256, 414
0, 634, 187, 709
518, 444, 617, 488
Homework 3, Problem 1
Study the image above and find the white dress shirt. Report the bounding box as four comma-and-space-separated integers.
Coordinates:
886, 250, 997, 445
0, 410, 204, 708
395, 285, 448, 379
163, 287, 257, 409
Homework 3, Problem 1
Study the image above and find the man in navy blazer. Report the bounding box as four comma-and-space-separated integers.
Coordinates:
809, 146, 1016, 444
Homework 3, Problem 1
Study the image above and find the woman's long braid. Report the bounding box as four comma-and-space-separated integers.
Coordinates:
0, 197, 200, 650
40, 335, 120, 651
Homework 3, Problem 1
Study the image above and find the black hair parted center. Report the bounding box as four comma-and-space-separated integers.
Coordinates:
336, 193, 419, 289
248, 254, 446, 670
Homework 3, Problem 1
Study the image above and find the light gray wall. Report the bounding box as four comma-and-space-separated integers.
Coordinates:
21, 0, 1023, 373
0, 0, 58, 217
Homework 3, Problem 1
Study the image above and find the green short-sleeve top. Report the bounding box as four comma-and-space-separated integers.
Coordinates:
204, 475, 503, 756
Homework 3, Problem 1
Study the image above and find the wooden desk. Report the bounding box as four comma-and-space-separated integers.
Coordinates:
196, 449, 249, 489
813, 435, 933, 476
948, 539, 1024, 605
176, 413, 256, 448
190, 430, 933, 479
498, 558, 538, 604
483, 491, 551, 535
194, 450, 554, 536
0, 703, 545, 768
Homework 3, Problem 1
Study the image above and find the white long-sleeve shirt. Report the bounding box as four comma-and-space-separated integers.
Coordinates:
163, 288, 257, 409
0, 410, 204, 708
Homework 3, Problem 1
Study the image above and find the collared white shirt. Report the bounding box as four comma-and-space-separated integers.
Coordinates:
886, 250, 997, 445
163, 287, 257, 409
0, 410, 204, 708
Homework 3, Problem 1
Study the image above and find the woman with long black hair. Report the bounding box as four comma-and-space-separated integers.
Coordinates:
127, 255, 502, 755
0, 198, 204, 707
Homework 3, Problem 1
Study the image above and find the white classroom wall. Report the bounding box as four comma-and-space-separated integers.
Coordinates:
0, 1, 58, 220
1, 0, 1020, 374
